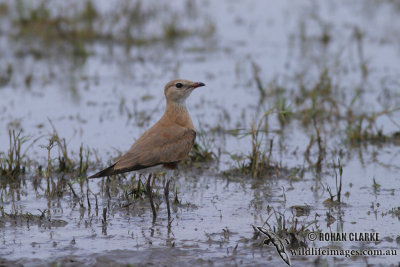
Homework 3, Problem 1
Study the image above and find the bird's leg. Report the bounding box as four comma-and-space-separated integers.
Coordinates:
146, 174, 157, 222
162, 169, 177, 226
164, 178, 171, 223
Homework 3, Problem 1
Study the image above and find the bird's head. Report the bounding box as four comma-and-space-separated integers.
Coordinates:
164, 79, 205, 104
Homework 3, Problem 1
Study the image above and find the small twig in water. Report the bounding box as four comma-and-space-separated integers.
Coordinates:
68, 182, 79, 199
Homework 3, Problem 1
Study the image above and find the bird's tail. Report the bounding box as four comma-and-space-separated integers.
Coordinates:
88, 164, 116, 178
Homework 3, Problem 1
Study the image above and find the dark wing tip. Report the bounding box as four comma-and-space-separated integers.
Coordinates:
88, 164, 116, 179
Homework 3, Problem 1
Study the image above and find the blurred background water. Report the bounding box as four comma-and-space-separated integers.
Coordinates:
0, 0, 399, 266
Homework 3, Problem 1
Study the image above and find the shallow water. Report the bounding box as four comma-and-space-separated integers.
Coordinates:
0, 0, 400, 266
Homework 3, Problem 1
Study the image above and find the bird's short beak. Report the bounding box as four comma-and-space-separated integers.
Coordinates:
190, 82, 206, 89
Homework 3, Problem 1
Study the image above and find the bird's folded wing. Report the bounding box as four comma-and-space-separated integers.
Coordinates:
114, 126, 196, 171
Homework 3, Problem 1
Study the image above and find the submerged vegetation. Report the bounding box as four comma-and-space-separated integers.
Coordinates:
224, 110, 276, 178
0, 125, 92, 185
248, 60, 400, 177
2, 0, 215, 60
254, 207, 319, 249
0, 130, 28, 180
184, 129, 217, 167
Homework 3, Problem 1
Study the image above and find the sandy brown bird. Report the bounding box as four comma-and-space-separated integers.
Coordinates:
88, 79, 205, 178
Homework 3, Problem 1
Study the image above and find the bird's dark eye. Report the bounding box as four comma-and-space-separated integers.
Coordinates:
175, 83, 183, 88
